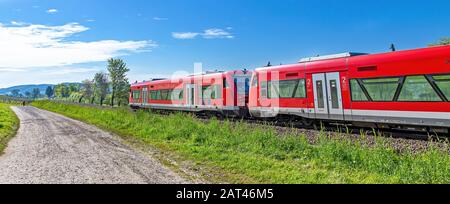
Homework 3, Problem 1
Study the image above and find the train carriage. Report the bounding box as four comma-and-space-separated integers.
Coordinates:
130, 70, 252, 117
249, 45, 450, 132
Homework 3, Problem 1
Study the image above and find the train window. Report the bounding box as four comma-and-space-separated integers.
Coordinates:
350, 80, 369, 101
398, 76, 442, 101
151, 89, 184, 101
168, 90, 174, 100
268, 79, 306, 98
330, 80, 339, 108
201, 85, 222, 99
178, 89, 184, 100
260, 81, 268, 98
267, 81, 279, 98
433, 75, 450, 81
150, 91, 157, 100
316, 81, 325, 108
156, 91, 162, 100
294, 80, 307, 98
433, 75, 450, 100
251, 75, 259, 87
172, 89, 184, 100
160, 90, 170, 100
361, 78, 400, 101
132, 91, 141, 99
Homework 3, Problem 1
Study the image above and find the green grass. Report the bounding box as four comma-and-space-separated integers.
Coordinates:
32, 101, 450, 184
0, 103, 19, 154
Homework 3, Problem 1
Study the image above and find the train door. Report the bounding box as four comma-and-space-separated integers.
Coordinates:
312, 74, 328, 118
234, 76, 248, 107
325, 72, 344, 120
186, 84, 195, 107
142, 88, 148, 106
312, 72, 344, 120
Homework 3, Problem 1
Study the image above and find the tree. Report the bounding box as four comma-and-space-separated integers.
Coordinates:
54, 84, 70, 98
45, 86, 54, 98
107, 58, 130, 106
429, 37, 450, 47
32, 88, 41, 99
69, 83, 80, 93
116, 82, 130, 106
81, 79, 94, 104
10, 89, 20, 98
94, 72, 109, 106
24, 91, 31, 98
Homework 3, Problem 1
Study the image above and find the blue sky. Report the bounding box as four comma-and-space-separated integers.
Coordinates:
0, 0, 449, 88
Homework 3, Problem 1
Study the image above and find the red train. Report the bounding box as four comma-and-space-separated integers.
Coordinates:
130, 45, 450, 133
130, 70, 252, 117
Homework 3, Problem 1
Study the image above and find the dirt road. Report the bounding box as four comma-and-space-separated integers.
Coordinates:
0, 106, 187, 184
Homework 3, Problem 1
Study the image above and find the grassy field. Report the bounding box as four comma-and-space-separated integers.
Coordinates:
0, 103, 19, 154
32, 101, 450, 184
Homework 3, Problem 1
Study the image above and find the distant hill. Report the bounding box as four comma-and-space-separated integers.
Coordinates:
0, 83, 81, 96
0, 84, 54, 96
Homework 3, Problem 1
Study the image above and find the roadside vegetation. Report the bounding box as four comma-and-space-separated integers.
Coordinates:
0, 103, 19, 154
50, 58, 131, 106
32, 101, 450, 184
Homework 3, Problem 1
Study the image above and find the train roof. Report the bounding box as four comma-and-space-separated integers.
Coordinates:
255, 45, 450, 72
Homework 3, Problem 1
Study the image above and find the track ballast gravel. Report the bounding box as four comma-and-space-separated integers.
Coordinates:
0, 106, 187, 184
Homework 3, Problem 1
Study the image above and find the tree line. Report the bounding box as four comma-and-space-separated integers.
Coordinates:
47, 58, 131, 106
9, 88, 43, 99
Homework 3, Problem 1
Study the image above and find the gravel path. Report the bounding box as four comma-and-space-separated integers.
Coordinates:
0, 106, 187, 184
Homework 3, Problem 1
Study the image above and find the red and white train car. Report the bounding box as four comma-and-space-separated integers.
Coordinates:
249, 46, 450, 132
130, 70, 252, 117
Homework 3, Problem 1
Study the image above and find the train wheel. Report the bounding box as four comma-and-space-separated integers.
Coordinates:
130, 106, 140, 112
301, 118, 314, 128
308, 121, 323, 131
215, 112, 225, 120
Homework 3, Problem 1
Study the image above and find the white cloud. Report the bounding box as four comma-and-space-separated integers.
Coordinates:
46, 9, 58, 14
153, 17, 169, 21
202, 28, 234, 39
172, 28, 234, 40
10, 21, 27, 26
0, 22, 156, 69
172, 32, 200, 39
